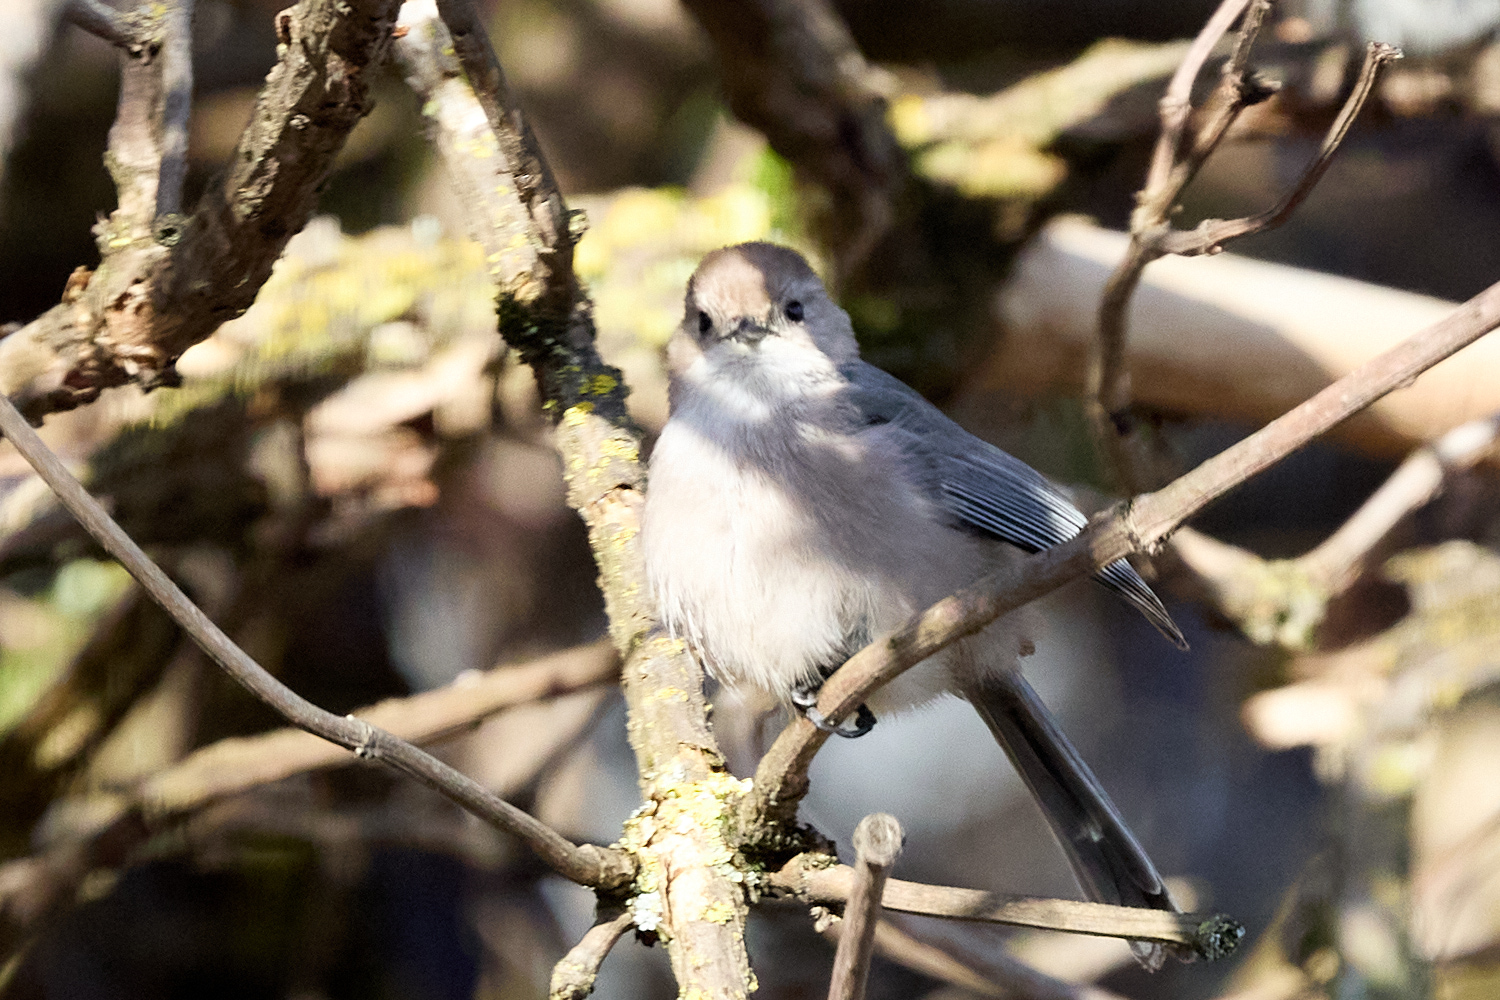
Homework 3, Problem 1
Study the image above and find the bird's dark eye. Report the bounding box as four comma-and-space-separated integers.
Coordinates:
697, 311, 712, 335
784, 300, 805, 323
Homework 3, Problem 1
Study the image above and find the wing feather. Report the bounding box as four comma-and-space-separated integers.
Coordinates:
843, 362, 1187, 649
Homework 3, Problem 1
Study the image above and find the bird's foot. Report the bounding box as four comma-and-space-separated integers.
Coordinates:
804, 702, 877, 739
792, 675, 876, 738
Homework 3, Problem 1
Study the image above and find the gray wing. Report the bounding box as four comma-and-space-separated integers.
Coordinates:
843, 362, 1187, 650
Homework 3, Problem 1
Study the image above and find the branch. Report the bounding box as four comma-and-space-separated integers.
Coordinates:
1091, 4, 1400, 494
0, 391, 634, 891
1093, 0, 1265, 455
827, 814, 903, 1000
1140, 0, 1257, 204
1, 0, 403, 421
1159, 42, 1404, 256
549, 908, 634, 1000
140, 640, 619, 814
771, 857, 1242, 959
63, 0, 138, 49
1169, 413, 1500, 647
991, 219, 1492, 458
746, 270, 1500, 826
154, 0, 193, 219
396, 3, 753, 996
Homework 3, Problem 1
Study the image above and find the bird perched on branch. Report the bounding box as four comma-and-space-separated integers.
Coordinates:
642, 242, 1187, 967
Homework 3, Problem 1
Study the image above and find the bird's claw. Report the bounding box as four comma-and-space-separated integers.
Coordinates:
804, 702, 876, 739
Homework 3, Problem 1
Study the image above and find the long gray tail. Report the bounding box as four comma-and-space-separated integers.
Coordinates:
967, 671, 1177, 970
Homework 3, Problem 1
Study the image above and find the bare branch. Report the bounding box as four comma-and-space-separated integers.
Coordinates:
429, 0, 574, 310
1091, 4, 1400, 494
550, 908, 634, 1000
63, 0, 138, 49
828, 814, 903, 1000
141, 640, 619, 814
2, 0, 404, 421
102, 7, 168, 244
154, 0, 193, 219
1301, 414, 1500, 588
396, 4, 752, 996
1161, 42, 1404, 256
1170, 413, 1500, 647
772, 857, 1242, 959
1141, 0, 1255, 200
0, 391, 634, 891
1093, 0, 1275, 491
747, 273, 1500, 826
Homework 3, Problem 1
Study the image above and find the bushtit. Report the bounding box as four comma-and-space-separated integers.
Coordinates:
643, 242, 1186, 966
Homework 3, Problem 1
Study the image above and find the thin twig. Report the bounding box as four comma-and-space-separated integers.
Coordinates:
154, 0, 193, 220
773, 858, 1242, 959
141, 640, 620, 814
1161, 42, 1404, 256
746, 274, 1500, 828
0, 391, 634, 892
1141, 0, 1254, 200
1092, 0, 1273, 492
63, 0, 139, 49
1302, 413, 1500, 589
549, 908, 634, 1000
828, 814, 903, 1000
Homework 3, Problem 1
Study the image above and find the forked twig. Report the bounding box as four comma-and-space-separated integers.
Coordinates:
1092, 0, 1399, 494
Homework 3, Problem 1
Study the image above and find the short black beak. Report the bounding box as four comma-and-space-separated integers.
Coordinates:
727, 316, 770, 346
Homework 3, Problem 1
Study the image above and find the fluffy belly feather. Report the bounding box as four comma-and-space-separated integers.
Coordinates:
643, 419, 1009, 713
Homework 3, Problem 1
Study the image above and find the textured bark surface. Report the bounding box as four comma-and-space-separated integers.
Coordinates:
0, 0, 402, 421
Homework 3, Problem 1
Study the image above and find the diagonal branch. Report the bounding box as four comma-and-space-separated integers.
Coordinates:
549, 907, 634, 1000
0, 390, 635, 891
746, 273, 1500, 828
63, 0, 139, 49
2, 0, 403, 422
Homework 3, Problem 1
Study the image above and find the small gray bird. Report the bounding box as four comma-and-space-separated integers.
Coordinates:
643, 242, 1186, 966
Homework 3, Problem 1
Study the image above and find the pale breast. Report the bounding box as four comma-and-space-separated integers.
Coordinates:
643, 413, 995, 709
